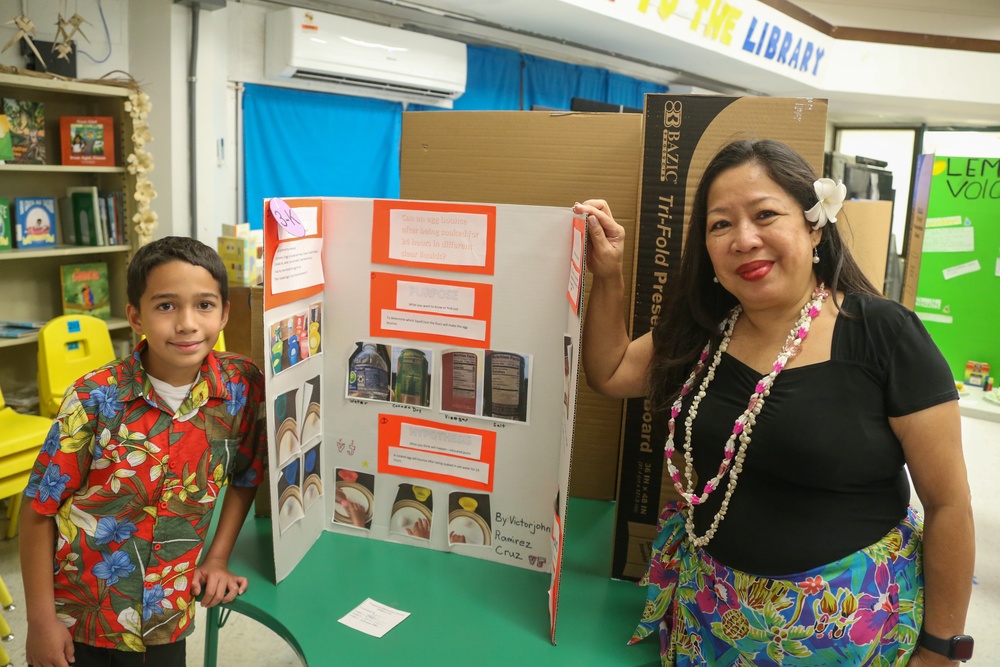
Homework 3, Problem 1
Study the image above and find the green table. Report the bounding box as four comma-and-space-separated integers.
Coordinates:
204, 498, 661, 666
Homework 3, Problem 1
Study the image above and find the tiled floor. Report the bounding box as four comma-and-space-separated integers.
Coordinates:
1, 414, 997, 666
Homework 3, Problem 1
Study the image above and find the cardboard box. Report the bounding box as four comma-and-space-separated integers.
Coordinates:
400, 111, 643, 500
218, 234, 261, 286
225, 286, 254, 358
840, 200, 894, 293
900, 154, 933, 310
613, 96, 829, 580
250, 285, 271, 517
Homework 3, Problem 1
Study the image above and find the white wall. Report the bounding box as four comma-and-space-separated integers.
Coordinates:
2, 0, 998, 240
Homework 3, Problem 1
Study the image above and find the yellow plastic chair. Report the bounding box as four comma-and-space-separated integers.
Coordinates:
0, 383, 53, 539
37, 315, 116, 419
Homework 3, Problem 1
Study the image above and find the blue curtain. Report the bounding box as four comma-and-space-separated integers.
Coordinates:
522, 54, 608, 110
607, 72, 669, 109
241, 48, 668, 229
243, 84, 401, 229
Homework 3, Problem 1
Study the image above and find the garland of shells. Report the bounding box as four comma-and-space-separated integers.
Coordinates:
125, 89, 157, 246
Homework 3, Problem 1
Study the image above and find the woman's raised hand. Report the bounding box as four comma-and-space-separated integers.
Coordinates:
573, 199, 625, 281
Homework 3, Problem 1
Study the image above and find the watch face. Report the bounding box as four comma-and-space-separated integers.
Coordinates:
951, 635, 975, 661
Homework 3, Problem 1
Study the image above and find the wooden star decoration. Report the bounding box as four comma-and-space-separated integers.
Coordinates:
54, 13, 71, 43
52, 40, 74, 61
63, 12, 91, 44
2, 15, 46, 68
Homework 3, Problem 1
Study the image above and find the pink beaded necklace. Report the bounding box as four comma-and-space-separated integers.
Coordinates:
665, 283, 830, 548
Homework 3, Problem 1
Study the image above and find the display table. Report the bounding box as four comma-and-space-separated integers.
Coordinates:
958, 391, 1000, 425
204, 498, 659, 666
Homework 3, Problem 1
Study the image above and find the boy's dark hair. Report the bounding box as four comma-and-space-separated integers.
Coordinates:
127, 236, 229, 308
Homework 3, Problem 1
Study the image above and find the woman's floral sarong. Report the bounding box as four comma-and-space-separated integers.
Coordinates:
631, 502, 924, 667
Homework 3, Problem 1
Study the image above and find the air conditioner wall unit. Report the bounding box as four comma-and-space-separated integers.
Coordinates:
264, 8, 467, 108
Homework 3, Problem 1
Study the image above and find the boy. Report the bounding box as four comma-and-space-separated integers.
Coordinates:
21, 236, 266, 667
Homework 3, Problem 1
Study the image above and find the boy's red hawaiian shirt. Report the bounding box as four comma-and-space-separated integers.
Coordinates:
26, 342, 266, 651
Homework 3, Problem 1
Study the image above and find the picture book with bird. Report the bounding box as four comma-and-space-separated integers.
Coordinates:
60, 261, 111, 320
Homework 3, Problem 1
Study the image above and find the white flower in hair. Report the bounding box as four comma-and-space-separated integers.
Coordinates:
804, 178, 847, 230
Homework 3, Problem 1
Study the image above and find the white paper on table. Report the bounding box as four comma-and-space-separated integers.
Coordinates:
338, 598, 410, 638
915, 296, 942, 310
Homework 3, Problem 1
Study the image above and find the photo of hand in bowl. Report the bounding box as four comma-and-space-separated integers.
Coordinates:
334, 471, 374, 530
448, 493, 491, 546
390, 499, 432, 540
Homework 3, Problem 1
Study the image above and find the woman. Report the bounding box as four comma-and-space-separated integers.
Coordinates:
575, 139, 974, 666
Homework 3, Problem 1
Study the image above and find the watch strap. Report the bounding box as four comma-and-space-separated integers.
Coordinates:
919, 630, 975, 661
918, 630, 952, 657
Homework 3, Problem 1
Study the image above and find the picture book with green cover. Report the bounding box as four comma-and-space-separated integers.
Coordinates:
0, 197, 11, 250
2, 98, 46, 164
60, 261, 111, 320
0, 113, 14, 161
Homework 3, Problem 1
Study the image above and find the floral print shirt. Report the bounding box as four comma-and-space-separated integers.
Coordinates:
26, 342, 266, 651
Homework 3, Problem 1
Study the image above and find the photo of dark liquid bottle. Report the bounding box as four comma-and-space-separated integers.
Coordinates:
483, 351, 526, 421
394, 348, 429, 406
442, 351, 478, 414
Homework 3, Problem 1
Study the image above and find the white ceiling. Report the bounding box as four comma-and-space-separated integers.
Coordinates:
280, 0, 1000, 125
787, 0, 1000, 40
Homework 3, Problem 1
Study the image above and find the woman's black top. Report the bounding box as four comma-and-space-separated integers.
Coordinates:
685, 293, 958, 575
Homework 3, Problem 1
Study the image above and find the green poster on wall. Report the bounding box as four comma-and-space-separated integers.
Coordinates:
914, 156, 1000, 381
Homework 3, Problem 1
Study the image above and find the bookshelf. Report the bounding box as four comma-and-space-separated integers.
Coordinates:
0, 72, 142, 392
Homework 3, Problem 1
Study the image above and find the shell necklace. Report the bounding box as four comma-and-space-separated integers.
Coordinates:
665, 283, 829, 549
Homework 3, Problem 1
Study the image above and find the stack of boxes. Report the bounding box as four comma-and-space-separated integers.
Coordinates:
217, 222, 263, 287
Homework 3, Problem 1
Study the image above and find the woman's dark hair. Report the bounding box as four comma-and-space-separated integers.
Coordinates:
127, 236, 229, 308
646, 139, 881, 415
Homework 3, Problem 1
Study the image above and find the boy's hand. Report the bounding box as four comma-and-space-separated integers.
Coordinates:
25, 615, 74, 667
191, 556, 248, 608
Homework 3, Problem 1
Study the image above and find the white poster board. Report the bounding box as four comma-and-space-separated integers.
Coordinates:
261, 197, 585, 642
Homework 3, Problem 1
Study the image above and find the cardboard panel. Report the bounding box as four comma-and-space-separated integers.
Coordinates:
614, 95, 829, 580
840, 200, 894, 293
401, 111, 643, 500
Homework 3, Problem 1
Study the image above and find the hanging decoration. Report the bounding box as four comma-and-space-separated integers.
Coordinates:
2, 15, 46, 68
125, 89, 157, 246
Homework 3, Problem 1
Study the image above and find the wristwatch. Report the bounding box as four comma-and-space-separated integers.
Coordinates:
919, 630, 974, 662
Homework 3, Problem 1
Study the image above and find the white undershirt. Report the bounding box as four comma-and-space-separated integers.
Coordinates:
148, 375, 194, 413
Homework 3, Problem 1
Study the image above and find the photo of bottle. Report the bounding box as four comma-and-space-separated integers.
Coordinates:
394, 348, 430, 407
441, 350, 478, 414
347, 342, 390, 401
483, 350, 527, 422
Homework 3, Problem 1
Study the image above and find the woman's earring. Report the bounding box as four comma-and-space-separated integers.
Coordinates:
812, 247, 820, 264
712, 276, 720, 283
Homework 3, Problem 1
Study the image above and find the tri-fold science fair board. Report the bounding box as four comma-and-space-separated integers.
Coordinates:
262, 197, 586, 642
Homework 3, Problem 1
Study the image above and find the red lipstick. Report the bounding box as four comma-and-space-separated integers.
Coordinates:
735, 260, 773, 281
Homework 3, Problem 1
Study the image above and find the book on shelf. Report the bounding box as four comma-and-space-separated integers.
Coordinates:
60, 188, 124, 246
65, 186, 103, 246
0, 320, 47, 329
0, 197, 11, 250
60, 116, 115, 167
0, 325, 38, 339
60, 261, 111, 320
0, 113, 14, 162
1, 98, 46, 164
12, 197, 57, 249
